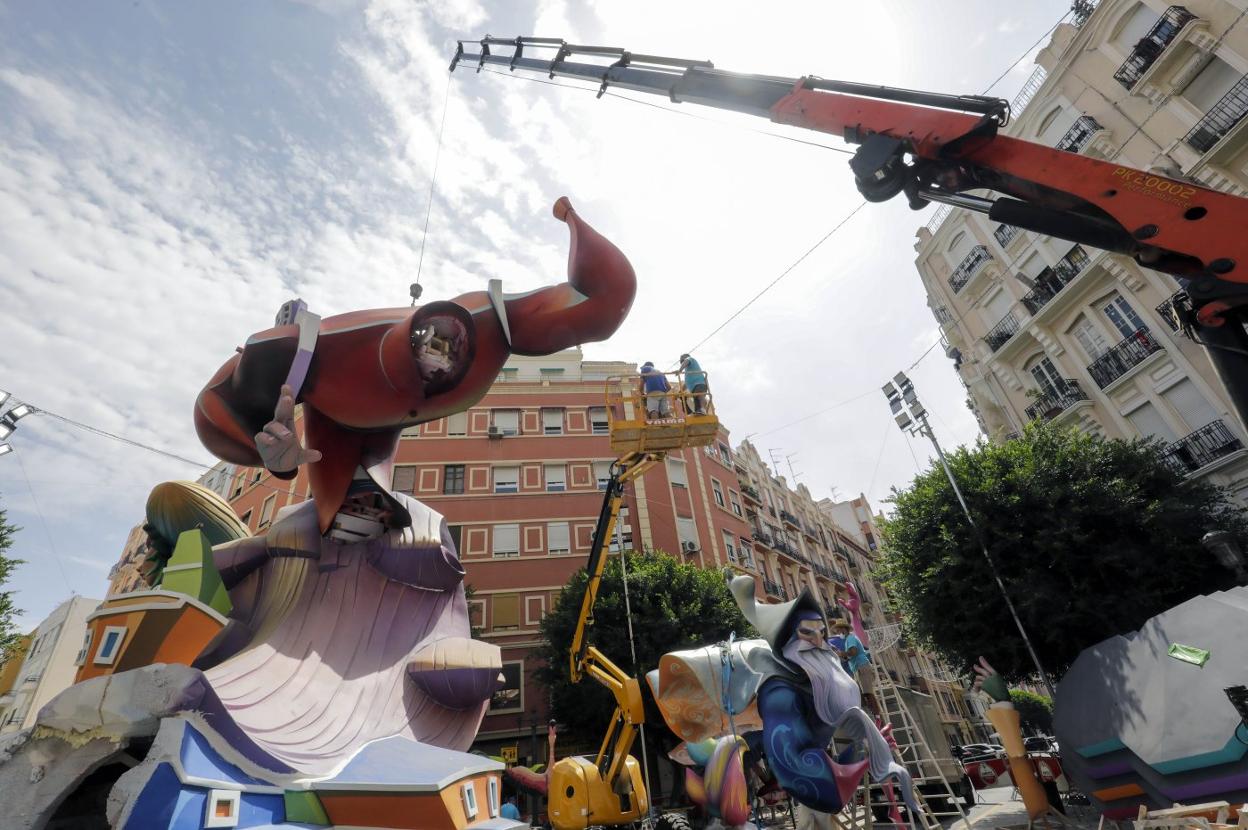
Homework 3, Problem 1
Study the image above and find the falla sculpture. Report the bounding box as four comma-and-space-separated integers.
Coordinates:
0, 198, 636, 830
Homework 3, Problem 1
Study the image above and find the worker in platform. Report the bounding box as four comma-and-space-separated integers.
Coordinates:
680, 352, 709, 415
640, 361, 671, 419
840, 619, 879, 717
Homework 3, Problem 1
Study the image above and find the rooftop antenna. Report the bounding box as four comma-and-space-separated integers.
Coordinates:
829, 485, 843, 501
767, 448, 784, 478
785, 452, 802, 482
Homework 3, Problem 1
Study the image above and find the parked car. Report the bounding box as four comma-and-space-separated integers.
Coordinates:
1024, 736, 1054, 753
959, 743, 1005, 761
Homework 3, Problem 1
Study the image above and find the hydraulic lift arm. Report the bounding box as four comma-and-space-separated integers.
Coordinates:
568, 450, 660, 799
451, 37, 1248, 424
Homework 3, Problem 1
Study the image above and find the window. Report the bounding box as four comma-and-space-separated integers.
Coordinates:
739, 538, 753, 567
240, 509, 253, 529
461, 782, 479, 820
258, 494, 277, 529
1101, 295, 1146, 338
493, 524, 520, 558
677, 517, 698, 550
205, 789, 241, 828
1069, 314, 1110, 360
490, 661, 523, 711
1126, 401, 1177, 442
1184, 56, 1241, 113
1028, 356, 1064, 397
723, 531, 737, 563
594, 461, 612, 490
729, 491, 743, 517
448, 524, 462, 553
711, 479, 726, 508
548, 522, 571, 556
718, 442, 732, 465
494, 466, 519, 494
492, 409, 519, 435
447, 411, 468, 436
540, 367, 565, 378
488, 776, 500, 818
589, 407, 609, 434
545, 464, 567, 492
493, 595, 520, 629
667, 458, 689, 488
75, 630, 92, 666
542, 408, 564, 435
444, 464, 465, 494
93, 625, 128, 666
609, 506, 634, 553
393, 466, 417, 495
496, 367, 518, 383
1162, 379, 1219, 433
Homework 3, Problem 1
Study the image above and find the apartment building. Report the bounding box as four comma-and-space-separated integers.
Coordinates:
106, 523, 148, 597
0, 596, 100, 733
916, 0, 1248, 503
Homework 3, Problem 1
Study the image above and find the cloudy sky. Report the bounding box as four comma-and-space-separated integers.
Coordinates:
0, 0, 1071, 629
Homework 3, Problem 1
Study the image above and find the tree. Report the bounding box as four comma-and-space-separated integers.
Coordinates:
878, 422, 1246, 681
536, 550, 753, 801
1010, 690, 1053, 735
0, 502, 24, 662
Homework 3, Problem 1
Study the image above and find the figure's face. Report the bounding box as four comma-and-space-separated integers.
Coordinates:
795, 618, 827, 649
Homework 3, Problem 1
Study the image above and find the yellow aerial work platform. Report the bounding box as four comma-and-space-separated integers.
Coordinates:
604, 372, 720, 454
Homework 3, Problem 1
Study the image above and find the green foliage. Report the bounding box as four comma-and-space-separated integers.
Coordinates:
0, 502, 24, 662
879, 422, 1246, 681
536, 550, 753, 750
1010, 690, 1053, 734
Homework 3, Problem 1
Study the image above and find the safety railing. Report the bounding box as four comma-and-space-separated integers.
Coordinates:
948, 245, 992, 294
1113, 6, 1197, 90
993, 223, 1021, 248
741, 484, 761, 503
1087, 328, 1163, 388
1019, 245, 1092, 314
1055, 115, 1103, 153
762, 579, 787, 600
985, 312, 1021, 352
1160, 420, 1243, 474
1183, 73, 1248, 154
1156, 288, 1187, 332
1024, 379, 1088, 422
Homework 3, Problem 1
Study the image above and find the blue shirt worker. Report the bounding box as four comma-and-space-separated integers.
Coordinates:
680, 353, 709, 414
836, 619, 879, 717
500, 797, 521, 821
640, 361, 672, 419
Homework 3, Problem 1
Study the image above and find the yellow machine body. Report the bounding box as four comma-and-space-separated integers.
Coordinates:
548, 754, 648, 830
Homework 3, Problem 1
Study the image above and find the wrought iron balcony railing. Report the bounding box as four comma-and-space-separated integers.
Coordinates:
1113, 6, 1197, 90
1055, 115, 1104, 153
763, 579, 786, 600
1156, 288, 1187, 332
948, 245, 992, 294
985, 312, 1021, 352
780, 509, 800, 527
932, 304, 953, 325
1087, 327, 1163, 388
741, 484, 761, 502
1024, 379, 1089, 422
1159, 419, 1243, 475
1019, 245, 1092, 314
993, 223, 1021, 248
1183, 73, 1248, 154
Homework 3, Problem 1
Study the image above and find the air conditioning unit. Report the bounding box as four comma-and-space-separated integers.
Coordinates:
487, 425, 503, 438
681, 541, 699, 554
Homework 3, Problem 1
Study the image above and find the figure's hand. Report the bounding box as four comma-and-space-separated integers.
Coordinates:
837, 582, 861, 613
255, 384, 322, 473
971, 656, 1011, 703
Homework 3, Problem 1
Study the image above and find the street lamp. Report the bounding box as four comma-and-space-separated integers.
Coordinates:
0, 444, 10, 458
0, 394, 34, 459
883, 372, 1056, 699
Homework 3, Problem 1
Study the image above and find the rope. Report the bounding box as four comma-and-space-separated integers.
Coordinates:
414, 73, 453, 296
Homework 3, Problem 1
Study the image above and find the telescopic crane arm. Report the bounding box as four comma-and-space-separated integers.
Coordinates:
451, 36, 1248, 428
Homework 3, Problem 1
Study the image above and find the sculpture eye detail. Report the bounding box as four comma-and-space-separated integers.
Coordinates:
409, 301, 476, 396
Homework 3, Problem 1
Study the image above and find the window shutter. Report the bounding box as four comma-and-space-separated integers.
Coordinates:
493, 595, 520, 628
545, 464, 566, 491
548, 522, 570, 554
493, 523, 520, 556
1162, 379, 1219, 433
393, 466, 417, 494
542, 409, 564, 434
447, 411, 468, 436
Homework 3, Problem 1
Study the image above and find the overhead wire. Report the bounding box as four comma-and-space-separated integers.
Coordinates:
415, 73, 454, 293
12, 449, 78, 595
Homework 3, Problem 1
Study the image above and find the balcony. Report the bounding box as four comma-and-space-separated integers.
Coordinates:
780, 509, 800, 528
1183, 73, 1248, 154
984, 312, 1021, 353
1087, 328, 1163, 388
1055, 115, 1104, 154
1160, 420, 1243, 475
932, 305, 953, 325
1113, 6, 1197, 90
1156, 289, 1187, 332
1019, 245, 1092, 315
993, 223, 1021, 248
752, 529, 772, 548
763, 579, 787, 600
948, 245, 993, 294
1024, 379, 1089, 422
741, 484, 761, 504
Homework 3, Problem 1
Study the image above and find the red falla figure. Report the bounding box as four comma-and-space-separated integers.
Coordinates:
189, 198, 636, 775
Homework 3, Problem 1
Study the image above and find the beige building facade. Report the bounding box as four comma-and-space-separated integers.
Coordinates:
916, 0, 1248, 502
0, 596, 100, 733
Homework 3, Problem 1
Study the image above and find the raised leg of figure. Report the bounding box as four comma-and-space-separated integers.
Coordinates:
834, 707, 923, 823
